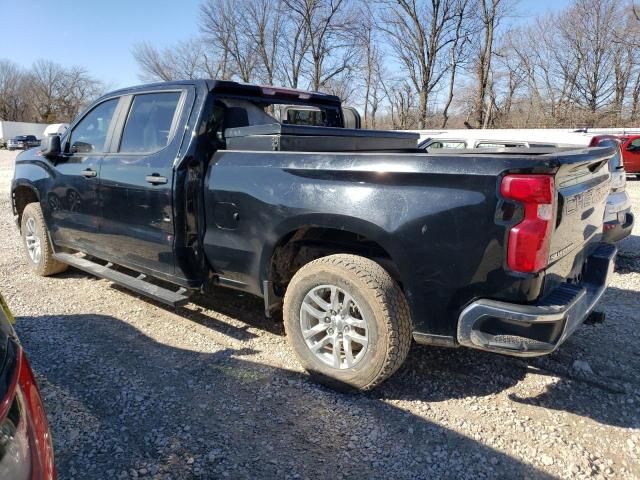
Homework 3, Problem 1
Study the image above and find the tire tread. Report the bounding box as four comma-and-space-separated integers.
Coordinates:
284, 254, 412, 390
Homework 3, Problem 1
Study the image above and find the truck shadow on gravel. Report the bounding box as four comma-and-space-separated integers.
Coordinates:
54, 265, 638, 432
379, 287, 639, 429
16, 313, 555, 480
615, 234, 640, 274
57, 267, 283, 341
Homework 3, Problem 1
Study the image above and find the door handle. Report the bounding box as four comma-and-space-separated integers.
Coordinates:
81, 168, 97, 178
145, 174, 168, 185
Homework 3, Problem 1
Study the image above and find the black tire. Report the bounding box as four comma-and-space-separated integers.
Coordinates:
283, 254, 412, 391
20, 202, 68, 276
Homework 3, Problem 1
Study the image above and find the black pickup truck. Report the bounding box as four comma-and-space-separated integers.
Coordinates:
11, 80, 616, 390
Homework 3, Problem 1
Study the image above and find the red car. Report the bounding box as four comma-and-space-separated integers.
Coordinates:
610, 134, 640, 177
0, 294, 56, 479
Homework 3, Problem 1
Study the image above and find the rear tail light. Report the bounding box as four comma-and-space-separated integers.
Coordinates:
0, 341, 55, 480
500, 174, 556, 273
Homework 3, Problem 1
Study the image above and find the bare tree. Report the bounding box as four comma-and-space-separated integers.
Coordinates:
133, 38, 225, 82
381, 79, 419, 129
473, 0, 510, 128
0, 60, 31, 121
441, 0, 473, 127
378, 0, 470, 129
283, 0, 359, 91
358, 6, 386, 127
557, 0, 619, 122
25, 60, 103, 123
278, 5, 311, 88
242, 0, 285, 84
200, 0, 257, 82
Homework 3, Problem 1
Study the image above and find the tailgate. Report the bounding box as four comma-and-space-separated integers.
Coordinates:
548, 147, 612, 268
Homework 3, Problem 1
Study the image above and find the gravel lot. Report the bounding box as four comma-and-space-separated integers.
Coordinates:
0, 149, 639, 479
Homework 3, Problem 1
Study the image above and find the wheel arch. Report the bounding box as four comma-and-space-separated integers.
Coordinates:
12, 182, 41, 229
262, 215, 403, 300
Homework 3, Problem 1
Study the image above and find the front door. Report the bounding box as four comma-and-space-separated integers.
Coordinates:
48, 97, 120, 252
98, 89, 188, 277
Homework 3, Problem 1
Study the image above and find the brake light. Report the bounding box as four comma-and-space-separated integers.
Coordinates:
501, 175, 556, 273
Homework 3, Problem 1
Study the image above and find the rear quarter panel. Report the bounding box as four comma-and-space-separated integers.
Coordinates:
203, 151, 556, 337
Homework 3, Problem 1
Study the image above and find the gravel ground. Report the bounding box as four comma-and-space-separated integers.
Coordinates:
0, 149, 639, 479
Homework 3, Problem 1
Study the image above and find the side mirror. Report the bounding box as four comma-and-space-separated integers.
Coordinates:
40, 135, 61, 158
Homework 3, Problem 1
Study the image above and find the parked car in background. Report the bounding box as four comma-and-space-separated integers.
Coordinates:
0, 293, 56, 479
420, 138, 559, 149
588, 136, 634, 243
607, 134, 640, 178
7, 135, 40, 151
0, 121, 48, 150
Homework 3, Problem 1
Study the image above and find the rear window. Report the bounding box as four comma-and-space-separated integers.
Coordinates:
285, 108, 326, 126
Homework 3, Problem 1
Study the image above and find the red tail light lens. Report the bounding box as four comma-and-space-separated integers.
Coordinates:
501, 175, 556, 273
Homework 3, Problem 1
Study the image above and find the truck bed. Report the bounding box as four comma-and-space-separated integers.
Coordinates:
204, 145, 613, 339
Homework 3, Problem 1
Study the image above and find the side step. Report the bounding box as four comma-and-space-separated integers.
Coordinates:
54, 253, 190, 307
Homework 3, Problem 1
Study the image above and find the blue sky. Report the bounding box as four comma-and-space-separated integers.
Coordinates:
4, 0, 571, 89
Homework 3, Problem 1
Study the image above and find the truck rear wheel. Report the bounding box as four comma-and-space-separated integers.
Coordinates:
20, 203, 68, 276
283, 254, 411, 391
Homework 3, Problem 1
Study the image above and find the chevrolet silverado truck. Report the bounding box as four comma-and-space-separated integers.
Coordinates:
11, 80, 617, 390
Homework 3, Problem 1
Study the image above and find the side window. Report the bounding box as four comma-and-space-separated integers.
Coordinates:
629, 138, 640, 149
119, 92, 182, 153
68, 98, 119, 154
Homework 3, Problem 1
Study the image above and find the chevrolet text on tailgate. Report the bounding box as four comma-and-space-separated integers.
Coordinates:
11, 80, 617, 390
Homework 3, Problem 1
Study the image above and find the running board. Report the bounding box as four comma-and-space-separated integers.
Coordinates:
53, 253, 190, 307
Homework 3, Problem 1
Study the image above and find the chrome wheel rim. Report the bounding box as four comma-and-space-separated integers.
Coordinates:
25, 217, 41, 264
300, 284, 369, 369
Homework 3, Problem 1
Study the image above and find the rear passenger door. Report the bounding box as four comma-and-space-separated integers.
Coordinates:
98, 88, 192, 277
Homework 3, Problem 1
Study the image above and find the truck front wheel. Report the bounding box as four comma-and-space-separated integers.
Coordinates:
283, 254, 411, 390
20, 203, 68, 276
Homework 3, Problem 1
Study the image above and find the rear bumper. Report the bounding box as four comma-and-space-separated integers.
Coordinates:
603, 190, 631, 223
603, 211, 634, 243
457, 243, 616, 357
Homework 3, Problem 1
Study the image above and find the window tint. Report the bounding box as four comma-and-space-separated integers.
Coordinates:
69, 98, 119, 154
285, 108, 326, 126
119, 92, 181, 153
